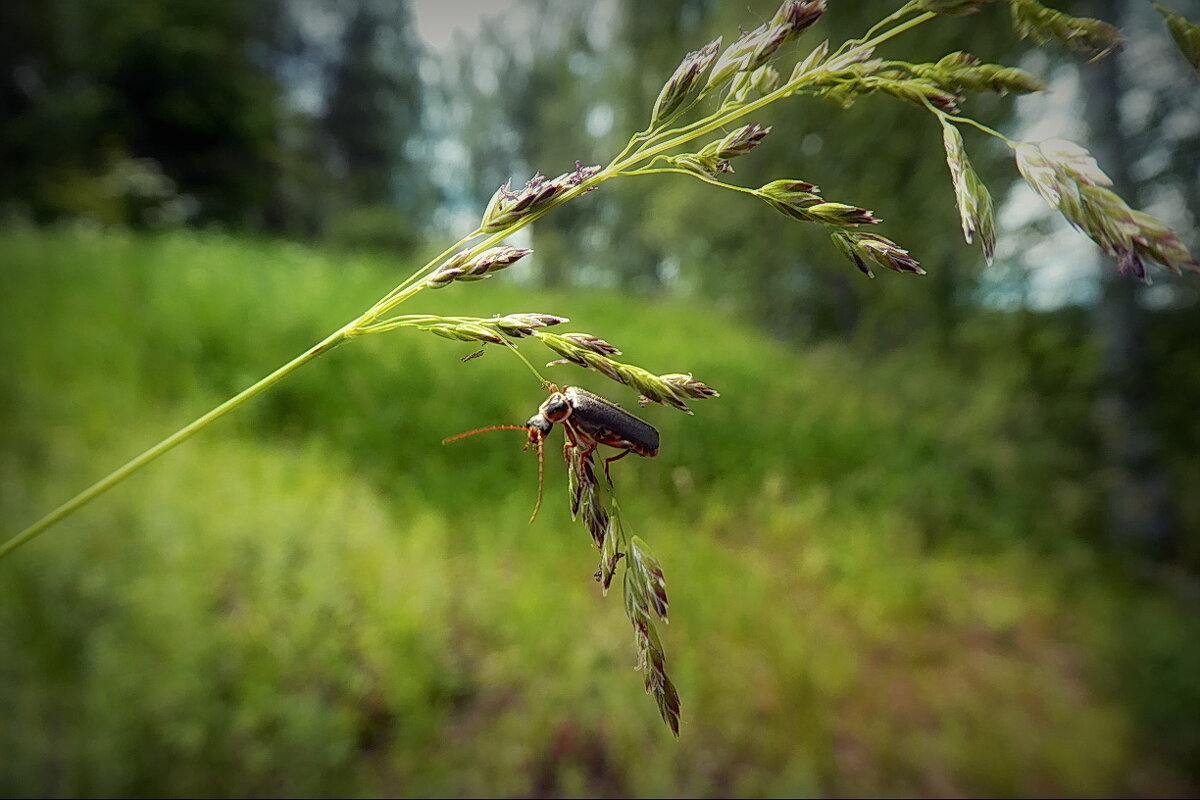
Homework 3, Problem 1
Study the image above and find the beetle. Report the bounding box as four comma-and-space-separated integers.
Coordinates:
443, 384, 660, 521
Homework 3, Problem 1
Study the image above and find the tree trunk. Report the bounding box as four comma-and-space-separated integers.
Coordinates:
1081, 0, 1178, 560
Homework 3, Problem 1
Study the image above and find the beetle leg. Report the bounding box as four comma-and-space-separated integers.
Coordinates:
602, 448, 633, 486
563, 422, 599, 461
561, 422, 581, 462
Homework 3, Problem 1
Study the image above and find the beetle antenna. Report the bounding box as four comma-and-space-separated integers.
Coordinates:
442, 424, 529, 444
528, 436, 545, 523
445, 424, 546, 523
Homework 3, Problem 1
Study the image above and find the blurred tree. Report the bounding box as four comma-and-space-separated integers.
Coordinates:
598, 0, 715, 293
0, 0, 435, 238
0, 0, 290, 227
1080, 0, 1199, 560
443, 0, 610, 286
321, 0, 428, 216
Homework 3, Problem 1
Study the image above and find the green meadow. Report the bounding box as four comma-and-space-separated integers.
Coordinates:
2, 224, 1198, 796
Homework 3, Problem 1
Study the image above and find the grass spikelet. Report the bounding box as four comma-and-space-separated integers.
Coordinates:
1155, 3, 1200, 73
942, 122, 996, 263
1009, 0, 1123, 59
535, 331, 718, 413
1013, 139, 1198, 280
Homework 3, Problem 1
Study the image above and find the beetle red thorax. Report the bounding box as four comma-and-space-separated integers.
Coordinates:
538, 391, 573, 424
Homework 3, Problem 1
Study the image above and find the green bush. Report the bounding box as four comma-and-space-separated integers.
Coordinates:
2, 226, 1197, 796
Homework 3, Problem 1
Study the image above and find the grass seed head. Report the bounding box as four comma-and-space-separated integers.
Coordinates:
658, 374, 721, 400
1009, 0, 1123, 59
942, 123, 996, 263
567, 448, 607, 548
1155, 2, 1200, 73
652, 37, 723, 125
623, 538, 681, 737
480, 165, 601, 233
832, 231, 924, 277
427, 246, 532, 288
561, 333, 622, 356
699, 124, 772, 161
1013, 139, 1197, 280
492, 313, 569, 338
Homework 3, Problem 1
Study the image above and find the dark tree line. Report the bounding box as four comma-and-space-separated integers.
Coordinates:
0, 0, 430, 239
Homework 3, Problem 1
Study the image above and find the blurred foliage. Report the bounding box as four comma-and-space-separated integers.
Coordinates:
323, 203, 423, 256
2, 225, 1199, 796
0, 0, 433, 236
0, 0, 284, 226
3, 1, 1200, 796
321, 0, 433, 216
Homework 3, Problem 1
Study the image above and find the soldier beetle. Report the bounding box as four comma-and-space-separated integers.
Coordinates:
443, 384, 660, 521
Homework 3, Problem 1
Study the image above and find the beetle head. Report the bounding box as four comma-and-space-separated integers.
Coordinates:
525, 413, 553, 442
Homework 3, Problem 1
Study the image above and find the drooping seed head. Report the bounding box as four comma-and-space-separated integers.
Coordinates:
941, 122, 996, 263
1014, 140, 1199, 281
832, 230, 924, 278
624, 534, 680, 737
1010, 0, 1123, 60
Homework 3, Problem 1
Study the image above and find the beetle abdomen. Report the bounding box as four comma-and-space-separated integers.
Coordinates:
564, 386, 660, 455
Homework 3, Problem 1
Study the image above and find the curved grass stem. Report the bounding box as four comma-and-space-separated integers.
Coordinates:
620, 165, 764, 198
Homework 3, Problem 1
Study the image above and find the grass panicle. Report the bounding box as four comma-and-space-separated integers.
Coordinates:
624, 534, 681, 738
651, 36, 723, 125
479, 163, 601, 233
567, 443, 681, 737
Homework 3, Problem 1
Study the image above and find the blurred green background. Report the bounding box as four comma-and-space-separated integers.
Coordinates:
2, 0, 1199, 797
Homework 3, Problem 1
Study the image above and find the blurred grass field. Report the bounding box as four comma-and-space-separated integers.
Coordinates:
2, 224, 1199, 797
